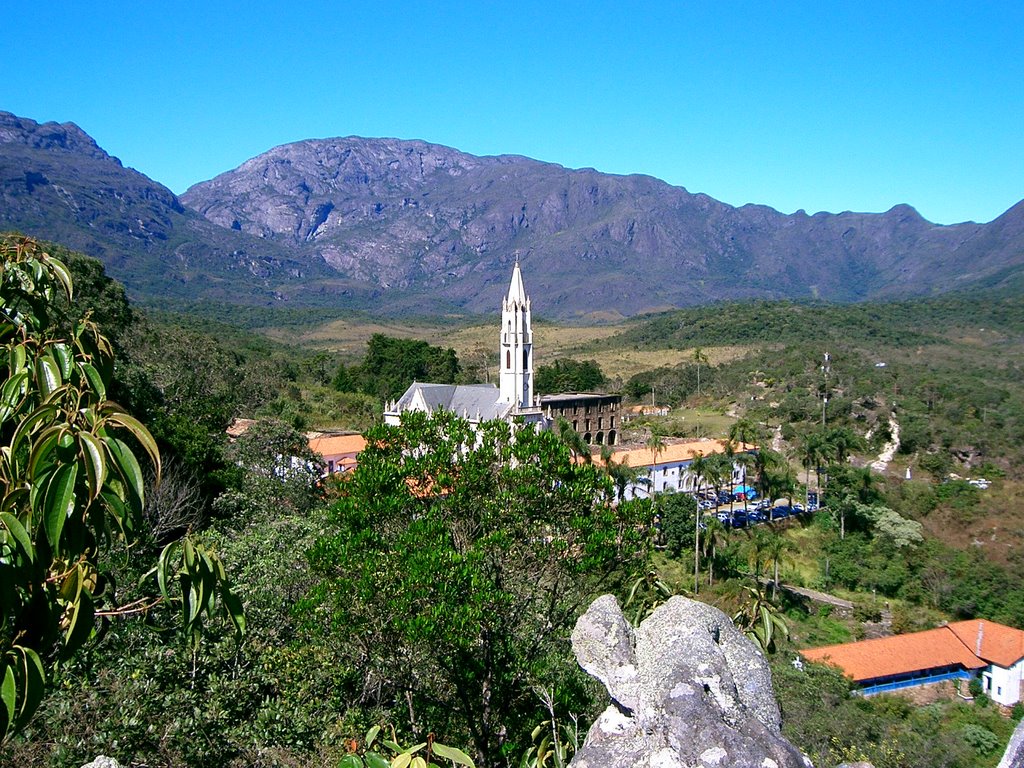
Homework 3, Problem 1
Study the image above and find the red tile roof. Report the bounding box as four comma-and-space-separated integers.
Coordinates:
947, 620, 1024, 668
594, 438, 754, 468
802, 626, 987, 682
308, 434, 366, 458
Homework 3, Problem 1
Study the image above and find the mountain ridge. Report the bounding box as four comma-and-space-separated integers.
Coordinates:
2, 110, 1022, 319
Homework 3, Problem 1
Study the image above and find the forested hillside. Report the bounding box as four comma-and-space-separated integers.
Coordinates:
3, 234, 1024, 768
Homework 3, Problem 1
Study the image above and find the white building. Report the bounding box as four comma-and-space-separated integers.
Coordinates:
803, 619, 1024, 705
596, 438, 751, 501
385, 261, 545, 429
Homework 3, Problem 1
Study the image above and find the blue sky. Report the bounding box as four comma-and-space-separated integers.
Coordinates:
3, 1, 1021, 224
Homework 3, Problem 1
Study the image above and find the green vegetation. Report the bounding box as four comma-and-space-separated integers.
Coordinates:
334, 333, 462, 400
5, 233, 1024, 767
534, 358, 607, 394
0, 237, 240, 742
304, 410, 648, 768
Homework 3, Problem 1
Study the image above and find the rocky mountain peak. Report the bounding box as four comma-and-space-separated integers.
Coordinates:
0, 111, 114, 163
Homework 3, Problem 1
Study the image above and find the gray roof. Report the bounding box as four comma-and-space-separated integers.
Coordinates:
395, 382, 513, 422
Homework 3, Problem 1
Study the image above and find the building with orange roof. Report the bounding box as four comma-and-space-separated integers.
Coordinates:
308, 433, 366, 476
802, 619, 1024, 704
594, 438, 754, 502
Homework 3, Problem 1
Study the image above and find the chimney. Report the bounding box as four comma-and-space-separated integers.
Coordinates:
976, 621, 985, 656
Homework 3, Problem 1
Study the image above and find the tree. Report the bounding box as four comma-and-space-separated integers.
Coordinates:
305, 410, 647, 768
688, 451, 711, 592
0, 236, 242, 740
764, 529, 795, 599
701, 515, 728, 587
336, 334, 461, 400
692, 347, 709, 398
534, 359, 607, 394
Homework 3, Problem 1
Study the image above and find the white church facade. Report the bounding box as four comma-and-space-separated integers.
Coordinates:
384, 261, 546, 429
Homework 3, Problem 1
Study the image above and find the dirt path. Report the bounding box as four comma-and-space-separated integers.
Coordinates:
870, 412, 901, 473
779, 583, 853, 609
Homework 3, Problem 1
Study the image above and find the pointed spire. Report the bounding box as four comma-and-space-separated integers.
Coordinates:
506, 259, 528, 306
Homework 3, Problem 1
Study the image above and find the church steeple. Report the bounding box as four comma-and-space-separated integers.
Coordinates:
499, 260, 534, 409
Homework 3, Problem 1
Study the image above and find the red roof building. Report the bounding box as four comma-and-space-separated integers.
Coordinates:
802, 620, 1024, 704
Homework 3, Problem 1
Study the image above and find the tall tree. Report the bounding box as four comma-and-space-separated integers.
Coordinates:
305, 410, 647, 768
692, 347, 709, 398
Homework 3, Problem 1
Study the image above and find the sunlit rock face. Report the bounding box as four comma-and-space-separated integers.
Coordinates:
569, 595, 810, 768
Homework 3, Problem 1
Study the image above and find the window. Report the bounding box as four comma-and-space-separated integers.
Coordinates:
523, 349, 528, 368
506, 350, 511, 369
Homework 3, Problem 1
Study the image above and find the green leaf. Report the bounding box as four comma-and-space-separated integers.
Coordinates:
47, 256, 73, 299
35, 354, 61, 397
51, 343, 73, 380
411, 758, 426, 768
366, 753, 390, 768
12, 647, 45, 731
392, 754, 412, 768
105, 437, 145, 510
78, 362, 106, 401
78, 431, 106, 500
431, 744, 476, 767
366, 724, 382, 748
0, 664, 14, 736
157, 541, 178, 600
104, 411, 160, 480
62, 585, 95, 656
8, 343, 26, 374
221, 584, 246, 638
0, 512, 33, 564
338, 755, 363, 768
43, 462, 78, 550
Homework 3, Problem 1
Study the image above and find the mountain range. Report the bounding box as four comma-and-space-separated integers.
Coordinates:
3, 110, 1023, 319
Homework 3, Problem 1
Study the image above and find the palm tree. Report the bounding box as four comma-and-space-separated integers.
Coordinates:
701, 515, 728, 588
557, 418, 591, 464
688, 450, 710, 593
744, 527, 772, 581
645, 430, 666, 495
728, 417, 761, 451
798, 429, 827, 509
764, 530, 795, 599
733, 451, 756, 515
601, 444, 642, 504
692, 347, 709, 398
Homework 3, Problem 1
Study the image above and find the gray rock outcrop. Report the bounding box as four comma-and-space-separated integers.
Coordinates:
80, 757, 124, 768
569, 595, 810, 768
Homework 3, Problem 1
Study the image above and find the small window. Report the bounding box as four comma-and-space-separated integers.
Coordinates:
998, 686, 1003, 695
506, 350, 511, 369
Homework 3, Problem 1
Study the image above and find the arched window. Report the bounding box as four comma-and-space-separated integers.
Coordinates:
523, 349, 529, 369
596, 431, 604, 445
506, 350, 511, 369
608, 429, 616, 446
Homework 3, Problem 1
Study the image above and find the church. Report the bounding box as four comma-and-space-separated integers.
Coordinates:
384, 261, 547, 429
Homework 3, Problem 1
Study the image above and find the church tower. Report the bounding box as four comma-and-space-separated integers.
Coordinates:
499, 260, 534, 409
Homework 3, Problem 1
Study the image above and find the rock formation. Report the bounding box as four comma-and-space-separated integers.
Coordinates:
569, 594, 810, 768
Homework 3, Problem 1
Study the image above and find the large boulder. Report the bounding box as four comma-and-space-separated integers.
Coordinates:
569, 595, 810, 768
